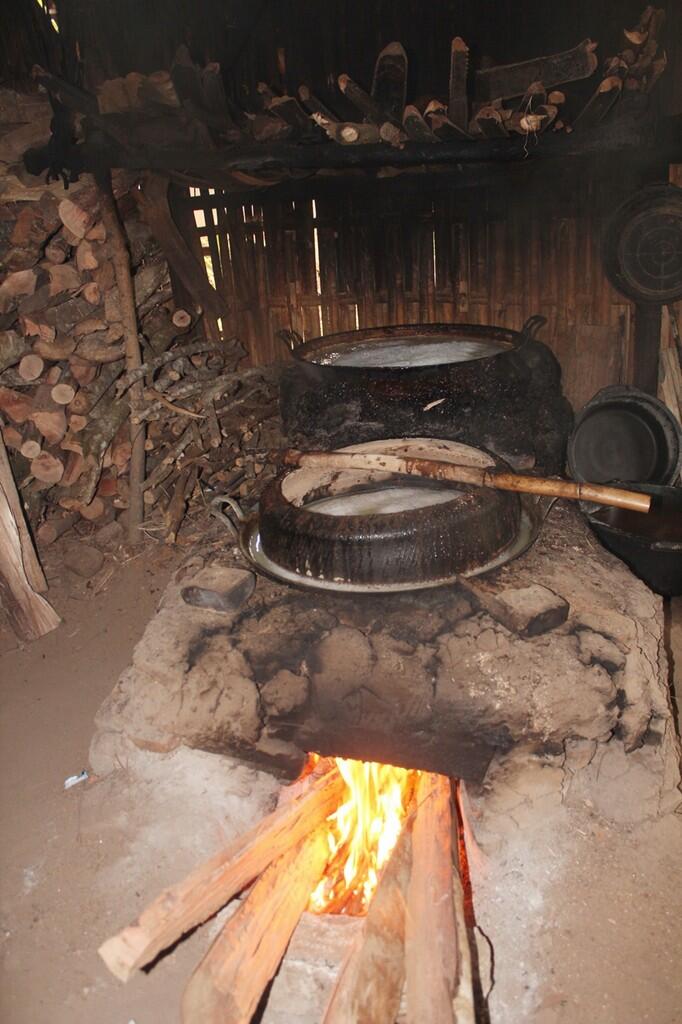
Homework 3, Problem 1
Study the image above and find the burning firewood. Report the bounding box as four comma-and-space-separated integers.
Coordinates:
98, 764, 345, 982
322, 824, 413, 1024
405, 773, 468, 1024
181, 829, 330, 1024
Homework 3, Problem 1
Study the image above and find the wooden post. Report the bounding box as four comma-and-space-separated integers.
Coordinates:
97, 172, 145, 544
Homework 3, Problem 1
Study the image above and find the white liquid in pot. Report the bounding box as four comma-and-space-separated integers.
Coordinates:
318, 337, 504, 368
304, 484, 459, 516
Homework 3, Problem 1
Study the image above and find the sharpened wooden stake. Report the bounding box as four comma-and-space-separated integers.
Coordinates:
99, 767, 345, 982
323, 825, 412, 1024
280, 449, 652, 514
181, 829, 329, 1024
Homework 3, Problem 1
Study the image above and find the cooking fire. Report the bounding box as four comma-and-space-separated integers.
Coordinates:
305, 754, 419, 915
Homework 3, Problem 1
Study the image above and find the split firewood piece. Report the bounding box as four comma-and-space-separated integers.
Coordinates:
33, 334, 77, 361
1, 425, 23, 451
98, 766, 345, 982
20, 422, 42, 461
81, 281, 102, 306
535, 103, 558, 132
371, 41, 408, 124
406, 773, 461, 1024
268, 94, 315, 136
313, 114, 381, 145
642, 50, 667, 91
379, 122, 406, 147
181, 828, 329, 1024
0, 269, 37, 314
44, 230, 71, 264
448, 37, 470, 130
424, 100, 472, 140
402, 105, 437, 142
0, 435, 58, 640
298, 84, 339, 122
473, 106, 509, 138
0, 386, 33, 424
574, 75, 623, 130
323, 824, 412, 1024
31, 384, 67, 445
58, 196, 97, 240
36, 511, 79, 546
475, 38, 599, 102
47, 263, 81, 297
515, 80, 546, 113
0, 330, 29, 373
338, 74, 387, 126
30, 450, 65, 485
163, 463, 198, 544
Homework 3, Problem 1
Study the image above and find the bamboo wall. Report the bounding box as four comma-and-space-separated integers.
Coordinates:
181, 161, 645, 411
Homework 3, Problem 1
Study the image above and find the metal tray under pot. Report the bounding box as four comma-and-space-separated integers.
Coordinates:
586, 483, 682, 597
233, 439, 548, 593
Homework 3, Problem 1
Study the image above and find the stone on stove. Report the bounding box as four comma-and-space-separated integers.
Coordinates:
180, 566, 256, 614
476, 582, 569, 637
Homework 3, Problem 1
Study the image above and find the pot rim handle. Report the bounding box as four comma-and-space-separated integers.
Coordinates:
521, 314, 548, 340
209, 495, 247, 536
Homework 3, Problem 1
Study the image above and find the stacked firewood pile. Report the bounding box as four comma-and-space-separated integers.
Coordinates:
29, 5, 668, 195
0, 182, 278, 553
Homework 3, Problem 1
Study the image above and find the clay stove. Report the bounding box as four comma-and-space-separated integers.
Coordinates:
90, 325, 681, 1022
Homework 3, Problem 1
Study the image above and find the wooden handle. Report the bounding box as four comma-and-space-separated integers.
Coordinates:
281, 450, 652, 514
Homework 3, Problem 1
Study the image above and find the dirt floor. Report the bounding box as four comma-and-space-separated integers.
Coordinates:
0, 549, 681, 1024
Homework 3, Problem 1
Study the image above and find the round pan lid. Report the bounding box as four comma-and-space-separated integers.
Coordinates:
568, 386, 682, 487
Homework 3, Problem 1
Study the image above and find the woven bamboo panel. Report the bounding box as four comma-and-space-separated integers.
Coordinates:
183, 174, 638, 410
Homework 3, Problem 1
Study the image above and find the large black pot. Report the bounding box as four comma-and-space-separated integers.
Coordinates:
280, 317, 573, 473
586, 483, 682, 597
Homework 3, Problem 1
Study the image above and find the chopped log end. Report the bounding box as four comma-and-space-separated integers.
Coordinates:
30, 451, 64, 485
78, 496, 105, 520
51, 383, 77, 405
99, 928, 148, 984
338, 74, 350, 91
20, 440, 42, 460
171, 308, 192, 329
340, 125, 359, 142
18, 354, 44, 381
82, 282, 102, 305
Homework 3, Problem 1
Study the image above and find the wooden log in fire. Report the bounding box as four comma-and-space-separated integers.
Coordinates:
322, 825, 412, 1024
181, 829, 329, 1024
98, 765, 345, 982
405, 773, 460, 1024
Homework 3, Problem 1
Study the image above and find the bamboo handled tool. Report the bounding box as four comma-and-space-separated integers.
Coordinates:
280, 449, 652, 514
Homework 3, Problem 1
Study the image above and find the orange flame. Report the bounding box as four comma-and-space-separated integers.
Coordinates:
307, 755, 418, 915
